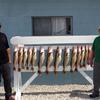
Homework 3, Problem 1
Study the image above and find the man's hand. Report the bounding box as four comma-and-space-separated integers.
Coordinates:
88, 49, 94, 67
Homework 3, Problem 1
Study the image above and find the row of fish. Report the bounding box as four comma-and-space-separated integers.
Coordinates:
13, 45, 92, 74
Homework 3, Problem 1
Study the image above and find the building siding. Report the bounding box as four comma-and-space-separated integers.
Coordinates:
0, 0, 100, 39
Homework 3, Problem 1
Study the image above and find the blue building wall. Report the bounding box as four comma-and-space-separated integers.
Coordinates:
0, 0, 100, 40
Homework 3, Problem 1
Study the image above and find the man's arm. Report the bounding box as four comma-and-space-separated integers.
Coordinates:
7, 48, 11, 64
88, 49, 94, 67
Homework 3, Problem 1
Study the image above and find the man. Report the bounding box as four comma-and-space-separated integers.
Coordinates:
89, 27, 100, 98
0, 24, 14, 100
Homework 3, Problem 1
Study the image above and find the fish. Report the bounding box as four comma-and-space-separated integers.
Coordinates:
18, 47, 24, 71
87, 45, 92, 66
71, 46, 77, 72
84, 45, 89, 67
13, 47, 19, 70
63, 47, 70, 73
27, 48, 33, 70
22, 47, 28, 69
80, 46, 85, 67
76, 46, 81, 69
31, 47, 37, 71
46, 47, 53, 74
38, 47, 45, 74
54, 47, 62, 74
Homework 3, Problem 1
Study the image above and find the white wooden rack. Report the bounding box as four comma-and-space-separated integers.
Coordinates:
10, 35, 98, 100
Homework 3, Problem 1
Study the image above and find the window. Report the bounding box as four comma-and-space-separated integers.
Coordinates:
32, 16, 73, 36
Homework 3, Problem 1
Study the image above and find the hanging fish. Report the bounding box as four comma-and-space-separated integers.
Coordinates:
54, 47, 62, 74
87, 45, 92, 66
27, 47, 33, 70
80, 46, 85, 67
46, 47, 53, 74
71, 46, 77, 72
84, 45, 89, 67
63, 47, 70, 73
18, 47, 23, 71
22, 47, 28, 69
31, 47, 37, 71
13, 47, 19, 70
38, 47, 45, 74
76, 46, 81, 69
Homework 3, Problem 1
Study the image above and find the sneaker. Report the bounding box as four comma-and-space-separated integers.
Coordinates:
89, 93, 99, 98
9, 96, 15, 100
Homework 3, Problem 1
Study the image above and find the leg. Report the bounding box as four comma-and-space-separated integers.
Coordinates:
93, 62, 100, 94
89, 85, 99, 98
92, 75, 99, 96
90, 62, 100, 98
2, 63, 13, 100
0, 66, 2, 84
93, 85, 99, 94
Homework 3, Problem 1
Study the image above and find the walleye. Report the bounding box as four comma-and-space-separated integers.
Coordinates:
54, 47, 62, 74
76, 46, 81, 69
63, 47, 70, 73
31, 47, 37, 71
18, 47, 23, 71
87, 45, 92, 66
84, 45, 89, 67
27, 48, 33, 70
46, 47, 53, 74
80, 46, 85, 67
13, 47, 19, 70
38, 47, 45, 74
22, 47, 28, 69
71, 47, 77, 72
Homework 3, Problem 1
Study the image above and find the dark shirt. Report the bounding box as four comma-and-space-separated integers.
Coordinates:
0, 32, 9, 65
92, 36, 100, 62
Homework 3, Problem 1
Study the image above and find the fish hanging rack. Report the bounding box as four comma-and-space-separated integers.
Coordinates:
10, 35, 98, 100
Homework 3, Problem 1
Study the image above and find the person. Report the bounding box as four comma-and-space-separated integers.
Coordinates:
0, 24, 15, 100
89, 27, 100, 98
